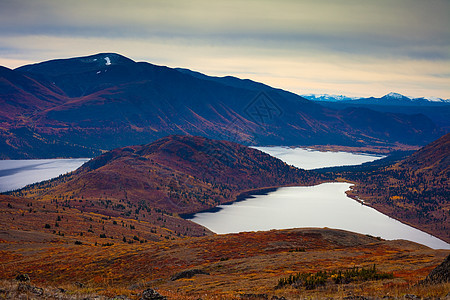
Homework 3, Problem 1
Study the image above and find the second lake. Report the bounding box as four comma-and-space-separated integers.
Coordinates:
188, 148, 450, 250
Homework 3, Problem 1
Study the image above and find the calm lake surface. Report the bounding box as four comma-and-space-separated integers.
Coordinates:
0, 158, 89, 193
253, 146, 385, 170
189, 148, 450, 250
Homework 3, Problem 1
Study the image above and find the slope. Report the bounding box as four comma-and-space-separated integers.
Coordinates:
8, 135, 321, 236
0, 220, 447, 299
341, 133, 450, 242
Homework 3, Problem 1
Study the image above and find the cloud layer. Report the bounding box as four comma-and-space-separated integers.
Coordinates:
1, 0, 449, 98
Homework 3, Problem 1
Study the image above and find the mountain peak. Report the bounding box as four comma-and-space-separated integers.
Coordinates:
15, 52, 135, 76
301, 93, 359, 102
79, 53, 134, 66
383, 92, 409, 100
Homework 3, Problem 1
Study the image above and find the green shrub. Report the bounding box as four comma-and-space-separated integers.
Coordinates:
277, 265, 393, 289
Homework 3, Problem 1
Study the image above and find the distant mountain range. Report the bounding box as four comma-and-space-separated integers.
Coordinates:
303, 93, 450, 133
0, 53, 443, 158
302, 92, 450, 105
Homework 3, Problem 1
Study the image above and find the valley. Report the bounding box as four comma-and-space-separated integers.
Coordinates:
0, 134, 449, 298
1, 54, 449, 299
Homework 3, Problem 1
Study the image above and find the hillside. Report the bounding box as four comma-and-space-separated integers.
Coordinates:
341, 133, 450, 243
0, 212, 448, 299
0, 53, 442, 158
8, 135, 321, 236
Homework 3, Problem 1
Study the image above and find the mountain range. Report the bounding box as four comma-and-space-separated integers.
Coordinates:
303, 92, 450, 133
0, 53, 443, 159
303, 92, 450, 105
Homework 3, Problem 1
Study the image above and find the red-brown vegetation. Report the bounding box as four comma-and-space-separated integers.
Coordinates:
7, 135, 321, 236
341, 133, 450, 243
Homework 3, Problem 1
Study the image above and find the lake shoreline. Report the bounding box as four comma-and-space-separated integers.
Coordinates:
187, 182, 450, 249
185, 179, 450, 248
295, 144, 421, 155
345, 187, 450, 245
181, 185, 301, 219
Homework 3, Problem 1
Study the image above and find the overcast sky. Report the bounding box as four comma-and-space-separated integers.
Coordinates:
1, 0, 449, 98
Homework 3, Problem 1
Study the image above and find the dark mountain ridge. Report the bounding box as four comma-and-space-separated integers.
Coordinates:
0, 53, 442, 158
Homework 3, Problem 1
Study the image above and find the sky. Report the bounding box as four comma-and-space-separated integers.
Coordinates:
0, 0, 449, 99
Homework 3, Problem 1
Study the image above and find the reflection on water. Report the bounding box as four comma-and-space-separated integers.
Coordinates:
0, 159, 89, 193
189, 182, 449, 250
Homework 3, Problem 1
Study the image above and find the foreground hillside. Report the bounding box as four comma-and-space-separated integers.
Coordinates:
0, 53, 441, 158
0, 221, 448, 299
342, 133, 450, 243
7, 135, 321, 237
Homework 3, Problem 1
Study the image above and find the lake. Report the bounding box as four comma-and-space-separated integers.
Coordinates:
0, 158, 89, 193
188, 147, 450, 250
253, 146, 385, 170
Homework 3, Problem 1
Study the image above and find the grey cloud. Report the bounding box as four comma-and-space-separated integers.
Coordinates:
1, 0, 448, 62
0, 0, 448, 97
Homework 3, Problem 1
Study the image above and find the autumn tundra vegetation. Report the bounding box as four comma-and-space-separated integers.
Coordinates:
0, 135, 449, 299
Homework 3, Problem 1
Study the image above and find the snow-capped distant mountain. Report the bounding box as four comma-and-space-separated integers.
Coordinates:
304, 92, 450, 106
380, 93, 450, 105
301, 94, 359, 102
411, 96, 450, 103
384, 92, 406, 100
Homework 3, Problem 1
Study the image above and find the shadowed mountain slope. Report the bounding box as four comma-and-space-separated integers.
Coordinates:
0, 53, 442, 158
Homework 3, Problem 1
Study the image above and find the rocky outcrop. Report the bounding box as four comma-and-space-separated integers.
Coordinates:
15, 274, 30, 282
17, 283, 43, 296
171, 269, 210, 281
422, 254, 450, 284
140, 288, 167, 300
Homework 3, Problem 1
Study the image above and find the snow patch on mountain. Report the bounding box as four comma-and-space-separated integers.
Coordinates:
385, 92, 404, 99
304, 92, 450, 105
104, 57, 111, 66
413, 96, 450, 103
302, 94, 359, 102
